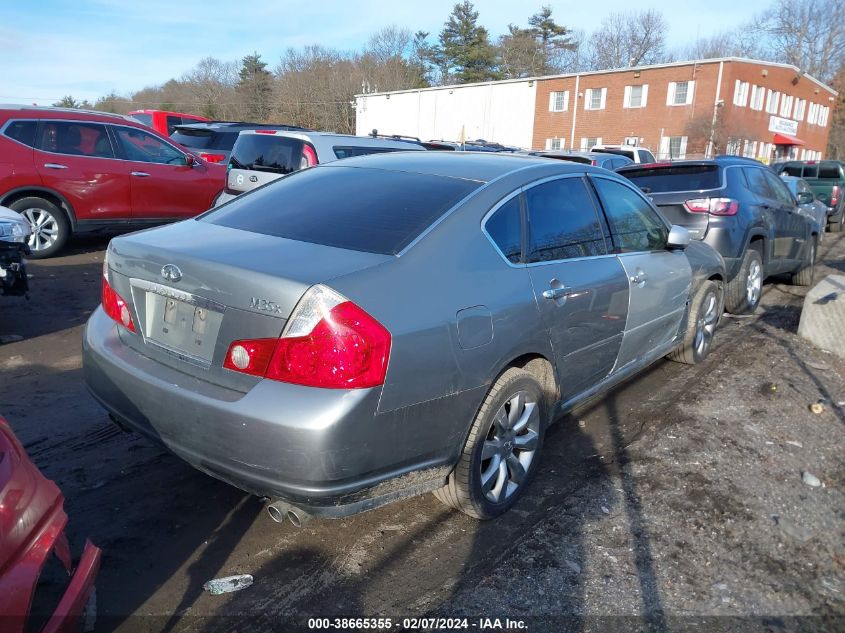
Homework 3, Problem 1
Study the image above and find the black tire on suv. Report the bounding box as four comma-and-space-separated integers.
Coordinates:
724, 247, 763, 315
790, 238, 816, 286
8, 196, 70, 259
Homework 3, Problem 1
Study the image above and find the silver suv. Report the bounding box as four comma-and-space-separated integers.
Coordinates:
216, 130, 424, 205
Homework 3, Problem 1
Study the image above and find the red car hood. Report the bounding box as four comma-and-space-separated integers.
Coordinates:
0, 419, 63, 574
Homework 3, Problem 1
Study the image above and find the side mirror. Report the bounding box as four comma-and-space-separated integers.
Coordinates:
667, 225, 691, 249
186, 154, 198, 167
797, 191, 814, 205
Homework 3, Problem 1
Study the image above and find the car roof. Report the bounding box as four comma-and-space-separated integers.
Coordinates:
173, 121, 308, 132
128, 109, 208, 118
0, 105, 136, 125
320, 150, 603, 183
618, 156, 765, 173
237, 128, 424, 149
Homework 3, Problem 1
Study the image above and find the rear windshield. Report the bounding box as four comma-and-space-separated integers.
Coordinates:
332, 146, 406, 160
230, 135, 305, 174
621, 164, 721, 192
171, 129, 239, 151
593, 148, 633, 159
129, 113, 153, 127
204, 165, 480, 255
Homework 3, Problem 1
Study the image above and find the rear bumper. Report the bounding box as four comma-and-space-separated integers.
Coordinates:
82, 308, 455, 514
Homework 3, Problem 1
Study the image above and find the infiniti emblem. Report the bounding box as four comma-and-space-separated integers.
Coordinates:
161, 264, 182, 283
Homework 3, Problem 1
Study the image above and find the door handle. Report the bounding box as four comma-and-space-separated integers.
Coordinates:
630, 272, 648, 285
43, 163, 67, 169
542, 286, 572, 300
131, 171, 150, 177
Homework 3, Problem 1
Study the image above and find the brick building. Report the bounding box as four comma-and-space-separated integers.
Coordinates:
355, 57, 837, 163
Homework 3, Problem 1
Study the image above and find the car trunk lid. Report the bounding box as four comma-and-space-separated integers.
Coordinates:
106, 220, 392, 390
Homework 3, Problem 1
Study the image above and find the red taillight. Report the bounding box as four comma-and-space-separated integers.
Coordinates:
102, 277, 135, 332
301, 144, 317, 168
684, 198, 739, 216
224, 285, 391, 389
200, 152, 226, 163
590, 160, 598, 166
831, 185, 841, 206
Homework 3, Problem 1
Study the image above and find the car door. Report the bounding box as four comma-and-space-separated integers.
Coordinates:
590, 175, 691, 371
33, 120, 131, 221
523, 175, 629, 403
763, 169, 809, 263
111, 125, 217, 219
742, 167, 792, 273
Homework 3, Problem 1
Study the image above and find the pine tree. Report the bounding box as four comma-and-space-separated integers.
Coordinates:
238, 52, 273, 121
437, 2, 499, 83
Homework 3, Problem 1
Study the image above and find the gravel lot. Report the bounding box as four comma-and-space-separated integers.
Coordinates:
0, 232, 843, 633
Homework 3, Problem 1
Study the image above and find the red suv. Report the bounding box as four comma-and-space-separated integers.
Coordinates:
0, 107, 226, 257
127, 109, 210, 137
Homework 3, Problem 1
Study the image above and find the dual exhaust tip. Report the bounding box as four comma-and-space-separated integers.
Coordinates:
267, 499, 312, 528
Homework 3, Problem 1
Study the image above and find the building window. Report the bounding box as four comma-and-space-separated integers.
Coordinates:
667, 81, 694, 106
585, 88, 606, 110
780, 94, 793, 118
659, 135, 687, 159
726, 138, 742, 155
794, 98, 806, 121
580, 137, 602, 151
623, 136, 639, 146
624, 84, 648, 108
549, 91, 569, 112
819, 105, 830, 127
808, 103, 819, 125
733, 80, 749, 107
750, 85, 765, 111
545, 138, 563, 150
765, 90, 780, 114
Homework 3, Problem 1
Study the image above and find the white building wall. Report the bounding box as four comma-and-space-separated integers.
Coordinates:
355, 80, 537, 149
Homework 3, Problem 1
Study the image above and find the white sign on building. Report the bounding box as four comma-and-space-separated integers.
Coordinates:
768, 116, 799, 136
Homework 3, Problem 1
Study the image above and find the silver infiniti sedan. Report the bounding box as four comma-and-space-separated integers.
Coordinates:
83, 152, 725, 524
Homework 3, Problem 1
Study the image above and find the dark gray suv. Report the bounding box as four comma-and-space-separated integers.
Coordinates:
619, 156, 817, 314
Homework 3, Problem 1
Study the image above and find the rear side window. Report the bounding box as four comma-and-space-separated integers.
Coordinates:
166, 116, 182, 135
230, 135, 306, 174
592, 177, 668, 252
37, 121, 114, 158
638, 149, 655, 163
129, 113, 153, 127
801, 164, 819, 178
333, 146, 405, 160
818, 164, 842, 179
3, 120, 37, 147
621, 165, 720, 192
205, 165, 480, 255
781, 164, 803, 177
171, 128, 213, 149
743, 168, 773, 198
485, 196, 522, 264
525, 178, 607, 262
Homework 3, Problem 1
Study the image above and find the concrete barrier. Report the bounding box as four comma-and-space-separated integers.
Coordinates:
798, 274, 845, 358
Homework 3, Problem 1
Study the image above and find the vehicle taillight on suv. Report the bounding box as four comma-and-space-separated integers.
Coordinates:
684, 198, 740, 216
831, 185, 841, 207
224, 284, 391, 388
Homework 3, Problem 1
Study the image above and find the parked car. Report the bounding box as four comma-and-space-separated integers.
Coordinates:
170, 121, 308, 165
780, 175, 828, 244
127, 109, 210, 136
216, 129, 424, 204
618, 156, 817, 315
0, 106, 226, 258
591, 144, 656, 164
0, 206, 30, 296
530, 150, 634, 170
84, 152, 724, 524
0, 415, 101, 633
771, 160, 845, 232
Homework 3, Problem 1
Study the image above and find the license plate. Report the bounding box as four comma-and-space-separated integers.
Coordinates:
138, 286, 224, 364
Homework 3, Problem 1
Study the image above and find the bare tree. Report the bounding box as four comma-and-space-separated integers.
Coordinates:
359, 26, 428, 91
679, 30, 762, 61
585, 9, 669, 70
685, 107, 758, 157
497, 6, 577, 78
827, 67, 845, 159
182, 57, 240, 119
750, 0, 845, 83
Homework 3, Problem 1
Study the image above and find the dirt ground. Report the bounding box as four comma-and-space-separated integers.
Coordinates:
0, 232, 843, 633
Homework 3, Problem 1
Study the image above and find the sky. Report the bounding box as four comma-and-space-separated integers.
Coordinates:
0, 0, 773, 105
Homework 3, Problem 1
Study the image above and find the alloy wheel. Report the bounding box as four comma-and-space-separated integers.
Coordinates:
480, 390, 540, 503
21, 208, 59, 252
693, 290, 719, 358
746, 259, 762, 306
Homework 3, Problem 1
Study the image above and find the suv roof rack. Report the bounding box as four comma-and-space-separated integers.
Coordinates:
18, 106, 130, 120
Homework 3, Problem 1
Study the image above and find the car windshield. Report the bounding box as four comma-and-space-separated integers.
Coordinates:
171, 128, 213, 149
129, 113, 152, 127
621, 164, 721, 192
204, 165, 480, 255
230, 135, 306, 173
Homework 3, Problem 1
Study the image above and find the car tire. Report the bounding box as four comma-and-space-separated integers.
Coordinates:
724, 248, 763, 315
668, 280, 722, 365
790, 238, 816, 287
8, 197, 70, 259
434, 367, 546, 520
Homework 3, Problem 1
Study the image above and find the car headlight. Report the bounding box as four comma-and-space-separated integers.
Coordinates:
0, 218, 32, 243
